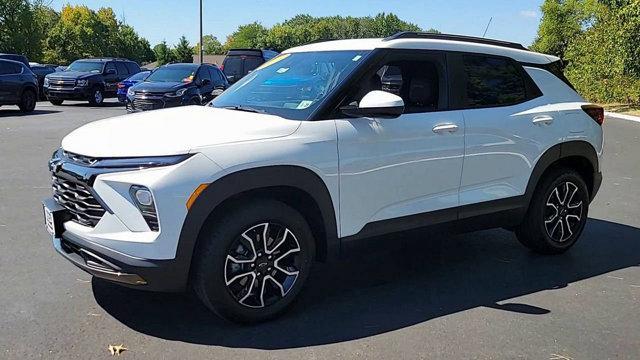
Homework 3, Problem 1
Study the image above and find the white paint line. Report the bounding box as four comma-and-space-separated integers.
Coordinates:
605, 111, 640, 123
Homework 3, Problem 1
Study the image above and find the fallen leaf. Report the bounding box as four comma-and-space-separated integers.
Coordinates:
108, 344, 127, 356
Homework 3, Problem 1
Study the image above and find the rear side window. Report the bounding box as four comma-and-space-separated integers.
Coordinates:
463, 55, 527, 108
115, 62, 128, 75
223, 57, 242, 76
243, 56, 264, 75
0, 61, 22, 75
125, 62, 141, 74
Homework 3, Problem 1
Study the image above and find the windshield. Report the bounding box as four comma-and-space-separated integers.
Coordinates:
211, 50, 370, 120
145, 67, 197, 83
127, 71, 150, 81
66, 61, 104, 73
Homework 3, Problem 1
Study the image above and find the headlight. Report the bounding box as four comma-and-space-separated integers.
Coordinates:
76, 79, 89, 87
127, 87, 135, 96
43, 77, 50, 87
166, 88, 187, 97
129, 185, 159, 231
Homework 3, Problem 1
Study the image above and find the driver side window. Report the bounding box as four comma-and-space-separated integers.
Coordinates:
104, 62, 116, 75
346, 53, 446, 114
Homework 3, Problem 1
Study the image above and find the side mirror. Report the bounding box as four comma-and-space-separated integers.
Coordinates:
105, 69, 116, 75
341, 90, 404, 118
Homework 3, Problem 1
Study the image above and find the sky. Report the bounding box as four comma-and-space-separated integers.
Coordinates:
47, 0, 544, 47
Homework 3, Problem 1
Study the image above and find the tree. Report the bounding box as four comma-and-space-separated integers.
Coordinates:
153, 40, 174, 65
194, 34, 224, 55
0, 0, 41, 60
530, 0, 589, 59
224, 22, 268, 50
173, 36, 193, 63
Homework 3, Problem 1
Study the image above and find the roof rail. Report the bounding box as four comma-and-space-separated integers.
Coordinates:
383, 32, 528, 51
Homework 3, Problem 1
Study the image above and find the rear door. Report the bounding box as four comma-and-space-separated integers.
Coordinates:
0, 61, 23, 103
196, 65, 214, 103
451, 53, 563, 215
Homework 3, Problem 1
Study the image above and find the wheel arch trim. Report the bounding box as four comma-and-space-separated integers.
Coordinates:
174, 165, 339, 289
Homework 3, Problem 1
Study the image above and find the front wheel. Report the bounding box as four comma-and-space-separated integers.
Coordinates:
192, 199, 315, 323
516, 168, 589, 254
88, 87, 104, 106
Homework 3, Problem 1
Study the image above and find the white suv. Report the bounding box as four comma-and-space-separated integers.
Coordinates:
43, 32, 604, 323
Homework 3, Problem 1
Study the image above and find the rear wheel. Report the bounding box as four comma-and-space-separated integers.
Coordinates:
193, 199, 315, 323
49, 99, 63, 106
88, 87, 104, 106
18, 89, 37, 113
516, 168, 589, 254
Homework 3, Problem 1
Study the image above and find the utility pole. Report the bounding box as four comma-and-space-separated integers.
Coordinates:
199, 0, 204, 63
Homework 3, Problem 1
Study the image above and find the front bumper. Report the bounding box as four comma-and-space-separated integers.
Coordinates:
126, 95, 187, 112
44, 86, 92, 100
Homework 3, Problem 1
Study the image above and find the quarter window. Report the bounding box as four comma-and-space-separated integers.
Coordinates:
115, 62, 128, 75
462, 55, 526, 107
0, 61, 22, 75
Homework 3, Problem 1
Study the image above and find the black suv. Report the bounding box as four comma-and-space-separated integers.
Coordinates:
44, 58, 141, 105
126, 63, 228, 112
30, 64, 58, 99
0, 59, 38, 113
221, 49, 279, 83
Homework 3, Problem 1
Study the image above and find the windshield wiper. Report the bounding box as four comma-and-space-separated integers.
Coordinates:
221, 105, 266, 114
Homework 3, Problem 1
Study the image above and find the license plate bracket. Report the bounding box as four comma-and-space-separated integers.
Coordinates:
42, 198, 68, 238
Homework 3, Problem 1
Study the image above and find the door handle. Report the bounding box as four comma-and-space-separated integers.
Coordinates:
432, 124, 459, 133
532, 115, 554, 125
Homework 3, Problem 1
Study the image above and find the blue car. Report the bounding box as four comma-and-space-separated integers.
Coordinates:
117, 71, 150, 102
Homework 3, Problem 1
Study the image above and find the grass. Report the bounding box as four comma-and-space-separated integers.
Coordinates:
601, 103, 640, 117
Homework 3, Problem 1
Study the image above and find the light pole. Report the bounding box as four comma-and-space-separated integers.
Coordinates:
199, 0, 203, 63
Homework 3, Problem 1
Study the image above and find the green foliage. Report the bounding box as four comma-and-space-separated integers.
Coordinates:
223, 13, 425, 52
153, 40, 174, 65
194, 34, 224, 55
173, 35, 193, 63
0, 0, 41, 60
533, 0, 640, 105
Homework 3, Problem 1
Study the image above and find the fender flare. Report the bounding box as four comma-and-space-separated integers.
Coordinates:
524, 140, 599, 206
173, 165, 339, 286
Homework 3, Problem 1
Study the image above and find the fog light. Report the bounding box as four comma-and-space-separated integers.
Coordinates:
134, 189, 153, 206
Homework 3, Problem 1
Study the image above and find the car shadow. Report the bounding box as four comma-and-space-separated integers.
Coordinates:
0, 109, 61, 116
55, 101, 124, 108
93, 218, 640, 349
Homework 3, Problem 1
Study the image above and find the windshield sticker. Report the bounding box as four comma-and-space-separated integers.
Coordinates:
296, 100, 314, 109
352, 55, 363, 62
276, 67, 290, 74
182, 73, 194, 83
256, 53, 291, 71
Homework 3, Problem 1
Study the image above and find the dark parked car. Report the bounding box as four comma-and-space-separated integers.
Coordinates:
126, 63, 228, 112
44, 58, 141, 105
221, 49, 279, 84
0, 53, 29, 67
0, 59, 38, 112
30, 64, 58, 99
117, 70, 150, 102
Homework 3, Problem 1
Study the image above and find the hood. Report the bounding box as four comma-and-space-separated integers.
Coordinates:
46, 71, 99, 80
61, 106, 301, 158
133, 81, 190, 93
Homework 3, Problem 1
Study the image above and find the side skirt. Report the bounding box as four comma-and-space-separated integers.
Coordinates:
340, 196, 527, 254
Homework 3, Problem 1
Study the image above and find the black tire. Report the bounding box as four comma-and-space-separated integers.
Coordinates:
190, 97, 201, 105
49, 99, 63, 106
18, 89, 37, 113
192, 199, 315, 323
516, 168, 589, 254
88, 87, 104, 106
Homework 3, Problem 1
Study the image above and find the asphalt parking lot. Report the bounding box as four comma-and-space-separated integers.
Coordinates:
1, 100, 639, 359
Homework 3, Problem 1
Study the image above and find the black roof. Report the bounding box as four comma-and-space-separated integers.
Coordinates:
384, 32, 528, 51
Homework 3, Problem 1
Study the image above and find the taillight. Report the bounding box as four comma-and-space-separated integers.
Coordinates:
117, 82, 125, 89
581, 105, 604, 125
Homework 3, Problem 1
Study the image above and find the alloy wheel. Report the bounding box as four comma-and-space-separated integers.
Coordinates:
224, 222, 301, 308
544, 181, 584, 242
94, 90, 103, 104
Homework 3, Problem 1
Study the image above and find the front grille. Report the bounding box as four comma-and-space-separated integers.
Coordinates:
133, 92, 165, 111
52, 174, 106, 227
48, 78, 76, 88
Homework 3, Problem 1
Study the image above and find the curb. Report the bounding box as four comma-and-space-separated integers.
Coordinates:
605, 111, 640, 123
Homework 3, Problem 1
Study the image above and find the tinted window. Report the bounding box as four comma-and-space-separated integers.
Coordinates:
104, 62, 116, 74
222, 57, 242, 76
115, 62, 128, 75
463, 55, 526, 107
125, 62, 141, 74
243, 56, 264, 75
197, 66, 211, 82
0, 61, 22, 75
